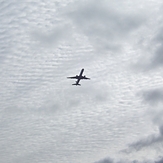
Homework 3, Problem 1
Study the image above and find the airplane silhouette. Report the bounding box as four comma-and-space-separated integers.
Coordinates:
67, 69, 90, 86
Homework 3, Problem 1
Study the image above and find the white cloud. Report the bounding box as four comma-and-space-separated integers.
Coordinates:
1, 0, 163, 163
31, 23, 73, 48
65, 0, 145, 52
133, 11, 163, 70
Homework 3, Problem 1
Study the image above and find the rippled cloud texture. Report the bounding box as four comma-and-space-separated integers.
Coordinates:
0, 0, 163, 163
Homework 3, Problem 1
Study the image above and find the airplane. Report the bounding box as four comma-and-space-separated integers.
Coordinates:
67, 69, 90, 86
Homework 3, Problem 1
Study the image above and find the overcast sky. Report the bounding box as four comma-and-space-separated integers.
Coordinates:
0, 0, 163, 163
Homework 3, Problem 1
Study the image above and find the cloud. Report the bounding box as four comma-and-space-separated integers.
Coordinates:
135, 24, 163, 70
121, 88, 163, 153
142, 89, 163, 105
94, 157, 114, 163
66, 0, 145, 52
148, 25, 163, 69
1, 0, 163, 163
126, 131, 163, 152
31, 23, 72, 47
94, 156, 163, 163
155, 157, 163, 163
152, 46, 163, 68
141, 88, 163, 126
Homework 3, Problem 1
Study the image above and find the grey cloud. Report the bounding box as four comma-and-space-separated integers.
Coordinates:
152, 110, 163, 128
159, 125, 163, 136
155, 157, 163, 163
127, 132, 163, 152
122, 88, 163, 153
149, 26, 163, 69
153, 26, 163, 44
66, 0, 144, 52
136, 25, 163, 70
141, 88, 163, 126
142, 89, 163, 105
150, 46, 163, 69
94, 156, 160, 163
128, 87, 163, 151
94, 157, 113, 163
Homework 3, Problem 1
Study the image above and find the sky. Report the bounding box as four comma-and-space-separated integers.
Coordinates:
0, 0, 163, 163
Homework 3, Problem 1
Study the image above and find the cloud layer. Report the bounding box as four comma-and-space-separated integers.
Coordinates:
66, 0, 145, 52
0, 0, 163, 163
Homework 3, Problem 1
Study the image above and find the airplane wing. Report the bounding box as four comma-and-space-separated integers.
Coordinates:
67, 76, 77, 79
83, 76, 90, 80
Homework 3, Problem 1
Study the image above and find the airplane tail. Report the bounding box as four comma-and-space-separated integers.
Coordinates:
72, 83, 81, 86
